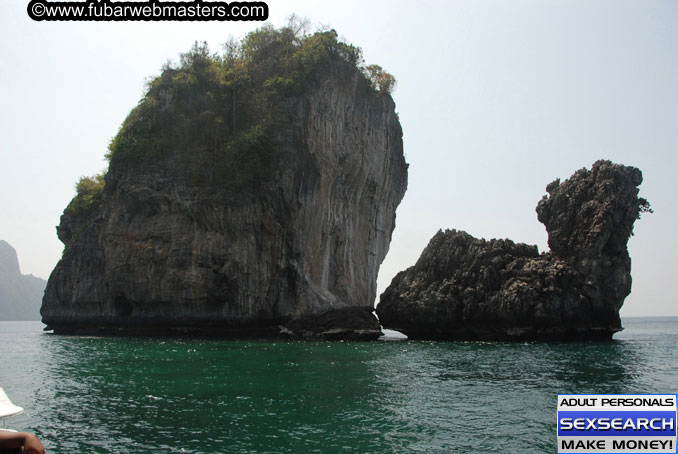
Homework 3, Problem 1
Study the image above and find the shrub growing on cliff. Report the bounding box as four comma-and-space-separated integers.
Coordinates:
363, 64, 397, 94
105, 19, 396, 190
66, 172, 106, 218
638, 197, 653, 217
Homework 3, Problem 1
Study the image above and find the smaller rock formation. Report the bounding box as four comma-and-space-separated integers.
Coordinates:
0, 241, 46, 320
376, 160, 650, 341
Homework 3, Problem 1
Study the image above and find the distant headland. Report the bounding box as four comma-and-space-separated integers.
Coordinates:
0, 240, 46, 321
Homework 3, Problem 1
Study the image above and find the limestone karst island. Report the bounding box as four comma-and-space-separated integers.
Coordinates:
377, 160, 651, 341
42, 25, 407, 340
41, 24, 649, 341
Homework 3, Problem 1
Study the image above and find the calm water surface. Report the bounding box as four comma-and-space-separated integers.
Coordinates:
1, 318, 676, 453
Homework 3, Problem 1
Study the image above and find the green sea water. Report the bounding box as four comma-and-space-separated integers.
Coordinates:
1, 318, 677, 453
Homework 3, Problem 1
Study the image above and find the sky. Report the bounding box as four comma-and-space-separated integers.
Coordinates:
1, 0, 676, 317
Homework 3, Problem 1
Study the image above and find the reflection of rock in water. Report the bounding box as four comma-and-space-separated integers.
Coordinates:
377, 160, 650, 341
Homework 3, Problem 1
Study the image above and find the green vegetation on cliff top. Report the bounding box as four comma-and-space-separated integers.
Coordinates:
106, 19, 395, 174
65, 19, 395, 223
65, 172, 106, 218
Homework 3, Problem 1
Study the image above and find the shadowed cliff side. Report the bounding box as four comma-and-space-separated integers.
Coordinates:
42, 24, 408, 339
376, 160, 650, 341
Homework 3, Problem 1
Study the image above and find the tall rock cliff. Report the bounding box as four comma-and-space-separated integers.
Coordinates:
376, 161, 649, 341
42, 28, 408, 338
0, 240, 46, 320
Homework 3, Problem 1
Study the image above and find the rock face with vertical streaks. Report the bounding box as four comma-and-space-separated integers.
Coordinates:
41, 28, 408, 339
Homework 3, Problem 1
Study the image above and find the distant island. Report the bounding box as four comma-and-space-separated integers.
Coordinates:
41, 21, 408, 339
0, 240, 46, 321
377, 160, 651, 341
